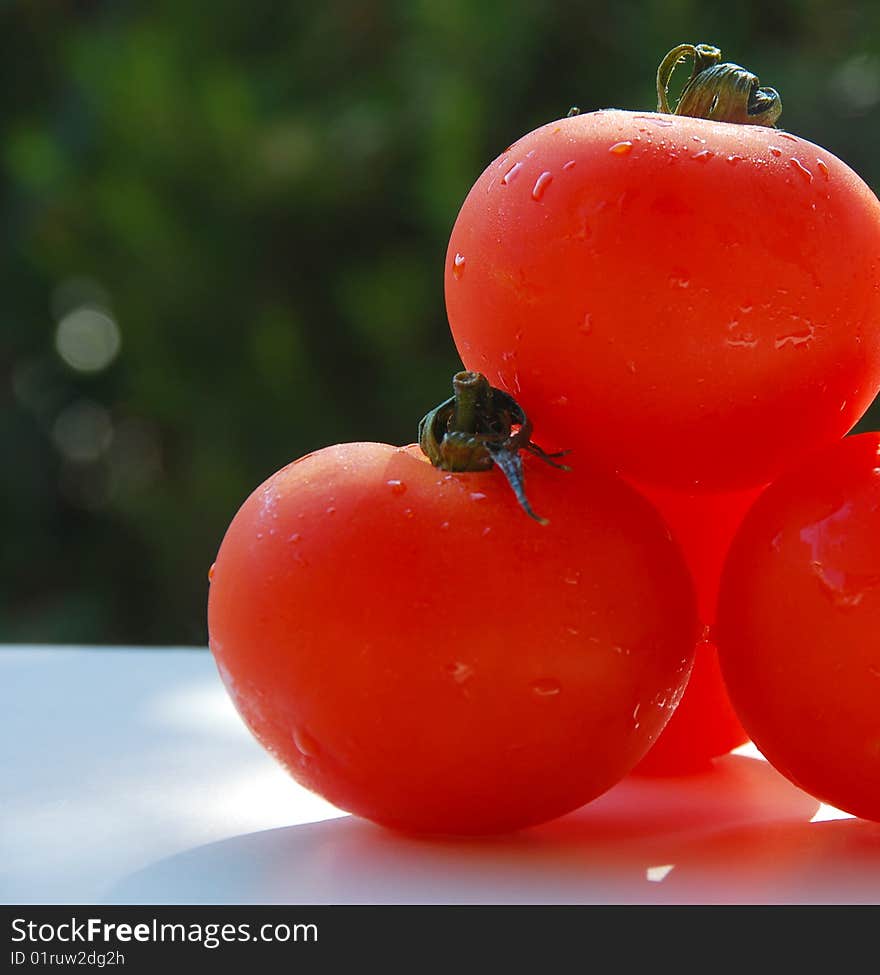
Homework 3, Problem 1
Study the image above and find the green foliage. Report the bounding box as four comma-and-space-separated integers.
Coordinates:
2, 0, 879, 644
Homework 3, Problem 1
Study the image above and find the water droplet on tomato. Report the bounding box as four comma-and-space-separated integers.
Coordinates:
501, 161, 524, 185
440, 520, 450, 530
288, 532, 301, 543
816, 158, 830, 180
387, 479, 406, 495
726, 154, 744, 164
526, 149, 536, 158
563, 572, 580, 585
208, 563, 215, 582
692, 149, 714, 162
790, 158, 813, 183
551, 395, 568, 407
481, 525, 492, 536
579, 313, 593, 334
669, 272, 690, 288
609, 141, 633, 156
447, 661, 474, 684
691, 135, 706, 144
563, 159, 576, 171
775, 328, 814, 349
470, 492, 487, 502
779, 132, 798, 142
452, 253, 466, 280
531, 678, 562, 697
769, 146, 782, 157
403, 507, 414, 518
325, 506, 336, 516
293, 728, 319, 758
531, 171, 553, 201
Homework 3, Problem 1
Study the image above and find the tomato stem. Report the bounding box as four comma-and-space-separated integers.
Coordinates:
656, 42, 781, 127
418, 371, 569, 524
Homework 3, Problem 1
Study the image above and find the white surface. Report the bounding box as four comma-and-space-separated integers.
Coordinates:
2, 646, 878, 905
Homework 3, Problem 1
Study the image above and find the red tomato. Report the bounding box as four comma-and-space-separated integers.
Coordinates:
208, 442, 697, 835
631, 483, 763, 775
445, 110, 880, 491
717, 434, 880, 821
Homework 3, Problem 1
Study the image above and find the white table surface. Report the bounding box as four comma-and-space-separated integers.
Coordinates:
2, 646, 878, 905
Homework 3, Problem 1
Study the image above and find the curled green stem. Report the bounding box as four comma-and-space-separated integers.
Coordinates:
656, 42, 781, 126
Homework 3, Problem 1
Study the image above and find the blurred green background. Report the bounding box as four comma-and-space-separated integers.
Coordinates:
3, 0, 880, 646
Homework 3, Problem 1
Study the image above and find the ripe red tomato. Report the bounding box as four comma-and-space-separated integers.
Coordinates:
631, 483, 763, 775
717, 434, 880, 821
208, 441, 697, 835
445, 109, 880, 490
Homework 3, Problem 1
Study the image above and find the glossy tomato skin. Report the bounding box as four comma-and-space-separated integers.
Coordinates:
208, 442, 697, 835
717, 434, 880, 821
631, 483, 764, 774
446, 110, 880, 491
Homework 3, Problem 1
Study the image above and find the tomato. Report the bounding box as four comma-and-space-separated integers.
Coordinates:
208, 441, 697, 835
716, 434, 880, 822
631, 483, 763, 775
445, 108, 880, 491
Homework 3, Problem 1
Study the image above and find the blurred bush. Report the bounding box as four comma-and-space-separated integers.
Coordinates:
2, 0, 879, 645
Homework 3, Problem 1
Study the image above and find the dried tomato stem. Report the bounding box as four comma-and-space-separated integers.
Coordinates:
656, 42, 781, 127
418, 370, 568, 524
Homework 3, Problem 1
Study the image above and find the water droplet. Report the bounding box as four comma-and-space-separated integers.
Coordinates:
669, 272, 690, 289
387, 479, 406, 495
481, 525, 492, 536
563, 572, 580, 585
769, 146, 782, 157
609, 141, 633, 155
551, 395, 568, 407
635, 115, 673, 127
440, 520, 450, 530
255, 532, 264, 540
501, 162, 524, 185
726, 154, 744, 164
816, 158, 830, 180
691, 136, 706, 144
627, 360, 637, 374
579, 313, 593, 334
470, 492, 487, 502
293, 728, 318, 758
452, 253, 466, 280
692, 149, 714, 162
563, 159, 576, 171
840, 399, 848, 412
531, 678, 562, 697
779, 132, 798, 142
526, 149, 536, 158
531, 170, 553, 201
790, 158, 813, 182
565, 626, 579, 636
447, 662, 474, 684
775, 328, 814, 349
325, 506, 336, 516
208, 563, 215, 582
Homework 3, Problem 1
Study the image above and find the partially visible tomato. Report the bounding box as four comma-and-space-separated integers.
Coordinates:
445, 109, 880, 491
717, 434, 880, 822
208, 441, 697, 835
631, 483, 764, 775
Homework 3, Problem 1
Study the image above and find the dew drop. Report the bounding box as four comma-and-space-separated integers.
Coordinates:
387, 479, 407, 495
579, 313, 593, 335
288, 532, 301, 543
779, 132, 798, 142
692, 149, 714, 162
501, 162, 524, 185
440, 520, 450, 530
790, 158, 813, 182
551, 395, 568, 407
470, 492, 487, 502
609, 141, 633, 155
531, 170, 553, 201
325, 506, 336, 516
531, 678, 562, 697
563, 572, 580, 585
816, 158, 830, 180
207, 563, 215, 582
726, 154, 744, 164
563, 159, 576, 171
452, 253, 466, 280
293, 728, 318, 758
403, 507, 414, 518
691, 136, 706, 144
447, 661, 474, 684
769, 146, 782, 157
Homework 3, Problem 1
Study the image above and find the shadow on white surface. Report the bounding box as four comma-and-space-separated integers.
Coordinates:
107, 755, 880, 905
